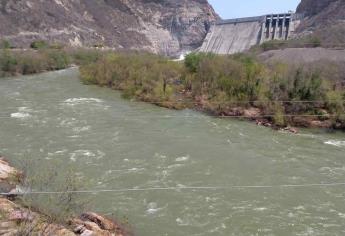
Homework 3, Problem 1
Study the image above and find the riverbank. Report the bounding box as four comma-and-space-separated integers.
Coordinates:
80, 52, 345, 131
2, 49, 344, 131
0, 157, 130, 236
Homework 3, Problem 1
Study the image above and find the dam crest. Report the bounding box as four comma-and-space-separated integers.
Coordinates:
199, 13, 303, 54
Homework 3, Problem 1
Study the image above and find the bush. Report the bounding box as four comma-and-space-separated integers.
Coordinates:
0, 40, 11, 49
0, 49, 77, 77
0, 50, 18, 75
184, 52, 213, 73
30, 40, 49, 49
80, 52, 183, 106
71, 49, 103, 65
45, 50, 70, 70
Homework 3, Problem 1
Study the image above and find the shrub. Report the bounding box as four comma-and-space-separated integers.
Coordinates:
184, 52, 213, 73
0, 50, 18, 75
30, 40, 49, 49
71, 49, 103, 65
45, 50, 70, 70
272, 103, 286, 127
0, 40, 11, 49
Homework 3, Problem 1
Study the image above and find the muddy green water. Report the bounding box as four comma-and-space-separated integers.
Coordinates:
1, 69, 345, 236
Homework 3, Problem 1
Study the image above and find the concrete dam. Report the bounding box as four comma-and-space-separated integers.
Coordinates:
199, 13, 302, 54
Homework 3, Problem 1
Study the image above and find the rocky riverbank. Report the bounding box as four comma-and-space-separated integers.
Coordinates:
0, 157, 129, 236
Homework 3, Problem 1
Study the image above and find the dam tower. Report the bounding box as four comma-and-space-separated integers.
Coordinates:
199, 13, 302, 55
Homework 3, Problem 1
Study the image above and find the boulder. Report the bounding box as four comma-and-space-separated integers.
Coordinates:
0, 158, 21, 182
243, 108, 261, 119
80, 212, 116, 231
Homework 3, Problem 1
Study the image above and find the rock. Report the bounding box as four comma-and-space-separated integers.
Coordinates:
296, 0, 345, 45
0, 221, 17, 229
9, 210, 35, 222
309, 120, 333, 128
80, 212, 116, 231
0, 198, 17, 214
243, 108, 261, 119
80, 229, 94, 236
281, 127, 299, 134
0, 158, 21, 182
73, 224, 86, 234
296, 0, 342, 18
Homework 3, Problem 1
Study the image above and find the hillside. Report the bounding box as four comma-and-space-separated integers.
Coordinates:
0, 0, 218, 56
296, 0, 345, 46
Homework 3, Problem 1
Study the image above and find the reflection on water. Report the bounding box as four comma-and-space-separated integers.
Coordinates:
1, 69, 345, 235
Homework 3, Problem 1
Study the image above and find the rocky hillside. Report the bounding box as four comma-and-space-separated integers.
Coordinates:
296, 0, 345, 45
0, 0, 218, 56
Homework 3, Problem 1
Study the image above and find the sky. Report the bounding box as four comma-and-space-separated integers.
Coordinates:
208, 0, 301, 19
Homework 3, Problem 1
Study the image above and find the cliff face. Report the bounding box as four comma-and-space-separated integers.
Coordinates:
0, 0, 218, 56
296, 0, 345, 30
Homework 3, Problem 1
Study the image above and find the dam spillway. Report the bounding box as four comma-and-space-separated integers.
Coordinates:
199, 13, 302, 54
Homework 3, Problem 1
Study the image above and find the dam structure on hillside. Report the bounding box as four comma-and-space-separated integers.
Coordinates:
199, 13, 302, 54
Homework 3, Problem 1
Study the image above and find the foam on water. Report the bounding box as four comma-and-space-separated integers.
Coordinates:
69, 150, 105, 162
10, 112, 31, 119
324, 140, 345, 147
73, 126, 91, 133
63, 97, 104, 105
175, 155, 190, 162
10, 106, 33, 119
146, 202, 161, 215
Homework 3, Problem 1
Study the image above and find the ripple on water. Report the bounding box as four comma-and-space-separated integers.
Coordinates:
69, 150, 105, 162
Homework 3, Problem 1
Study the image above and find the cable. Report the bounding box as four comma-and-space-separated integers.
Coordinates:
1, 114, 344, 119
3, 182, 345, 196
1, 99, 344, 104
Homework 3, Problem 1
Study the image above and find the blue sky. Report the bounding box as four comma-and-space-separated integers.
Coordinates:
208, 0, 301, 19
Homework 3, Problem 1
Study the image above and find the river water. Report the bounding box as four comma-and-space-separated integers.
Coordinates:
1, 68, 345, 236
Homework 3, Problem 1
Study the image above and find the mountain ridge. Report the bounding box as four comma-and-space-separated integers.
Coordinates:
0, 0, 219, 56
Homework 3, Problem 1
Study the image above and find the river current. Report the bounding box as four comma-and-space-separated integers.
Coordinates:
1, 68, 345, 236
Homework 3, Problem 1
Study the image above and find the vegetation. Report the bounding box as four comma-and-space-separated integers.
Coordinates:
30, 40, 49, 49
0, 47, 103, 77
12, 159, 88, 235
80, 52, 185, 109
0, 40, 12, 49
251, 35, 322, 53
80, 52, 345, 128
0, 49, 69, 77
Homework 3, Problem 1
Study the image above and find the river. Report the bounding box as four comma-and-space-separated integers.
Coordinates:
1, 68, 345, 236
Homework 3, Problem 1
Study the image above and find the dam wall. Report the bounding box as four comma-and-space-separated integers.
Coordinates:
199, 13, 302, 54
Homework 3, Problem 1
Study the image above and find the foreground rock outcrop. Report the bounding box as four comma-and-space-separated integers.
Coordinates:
0, 0, 218, 56
0, 157, 129, 236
